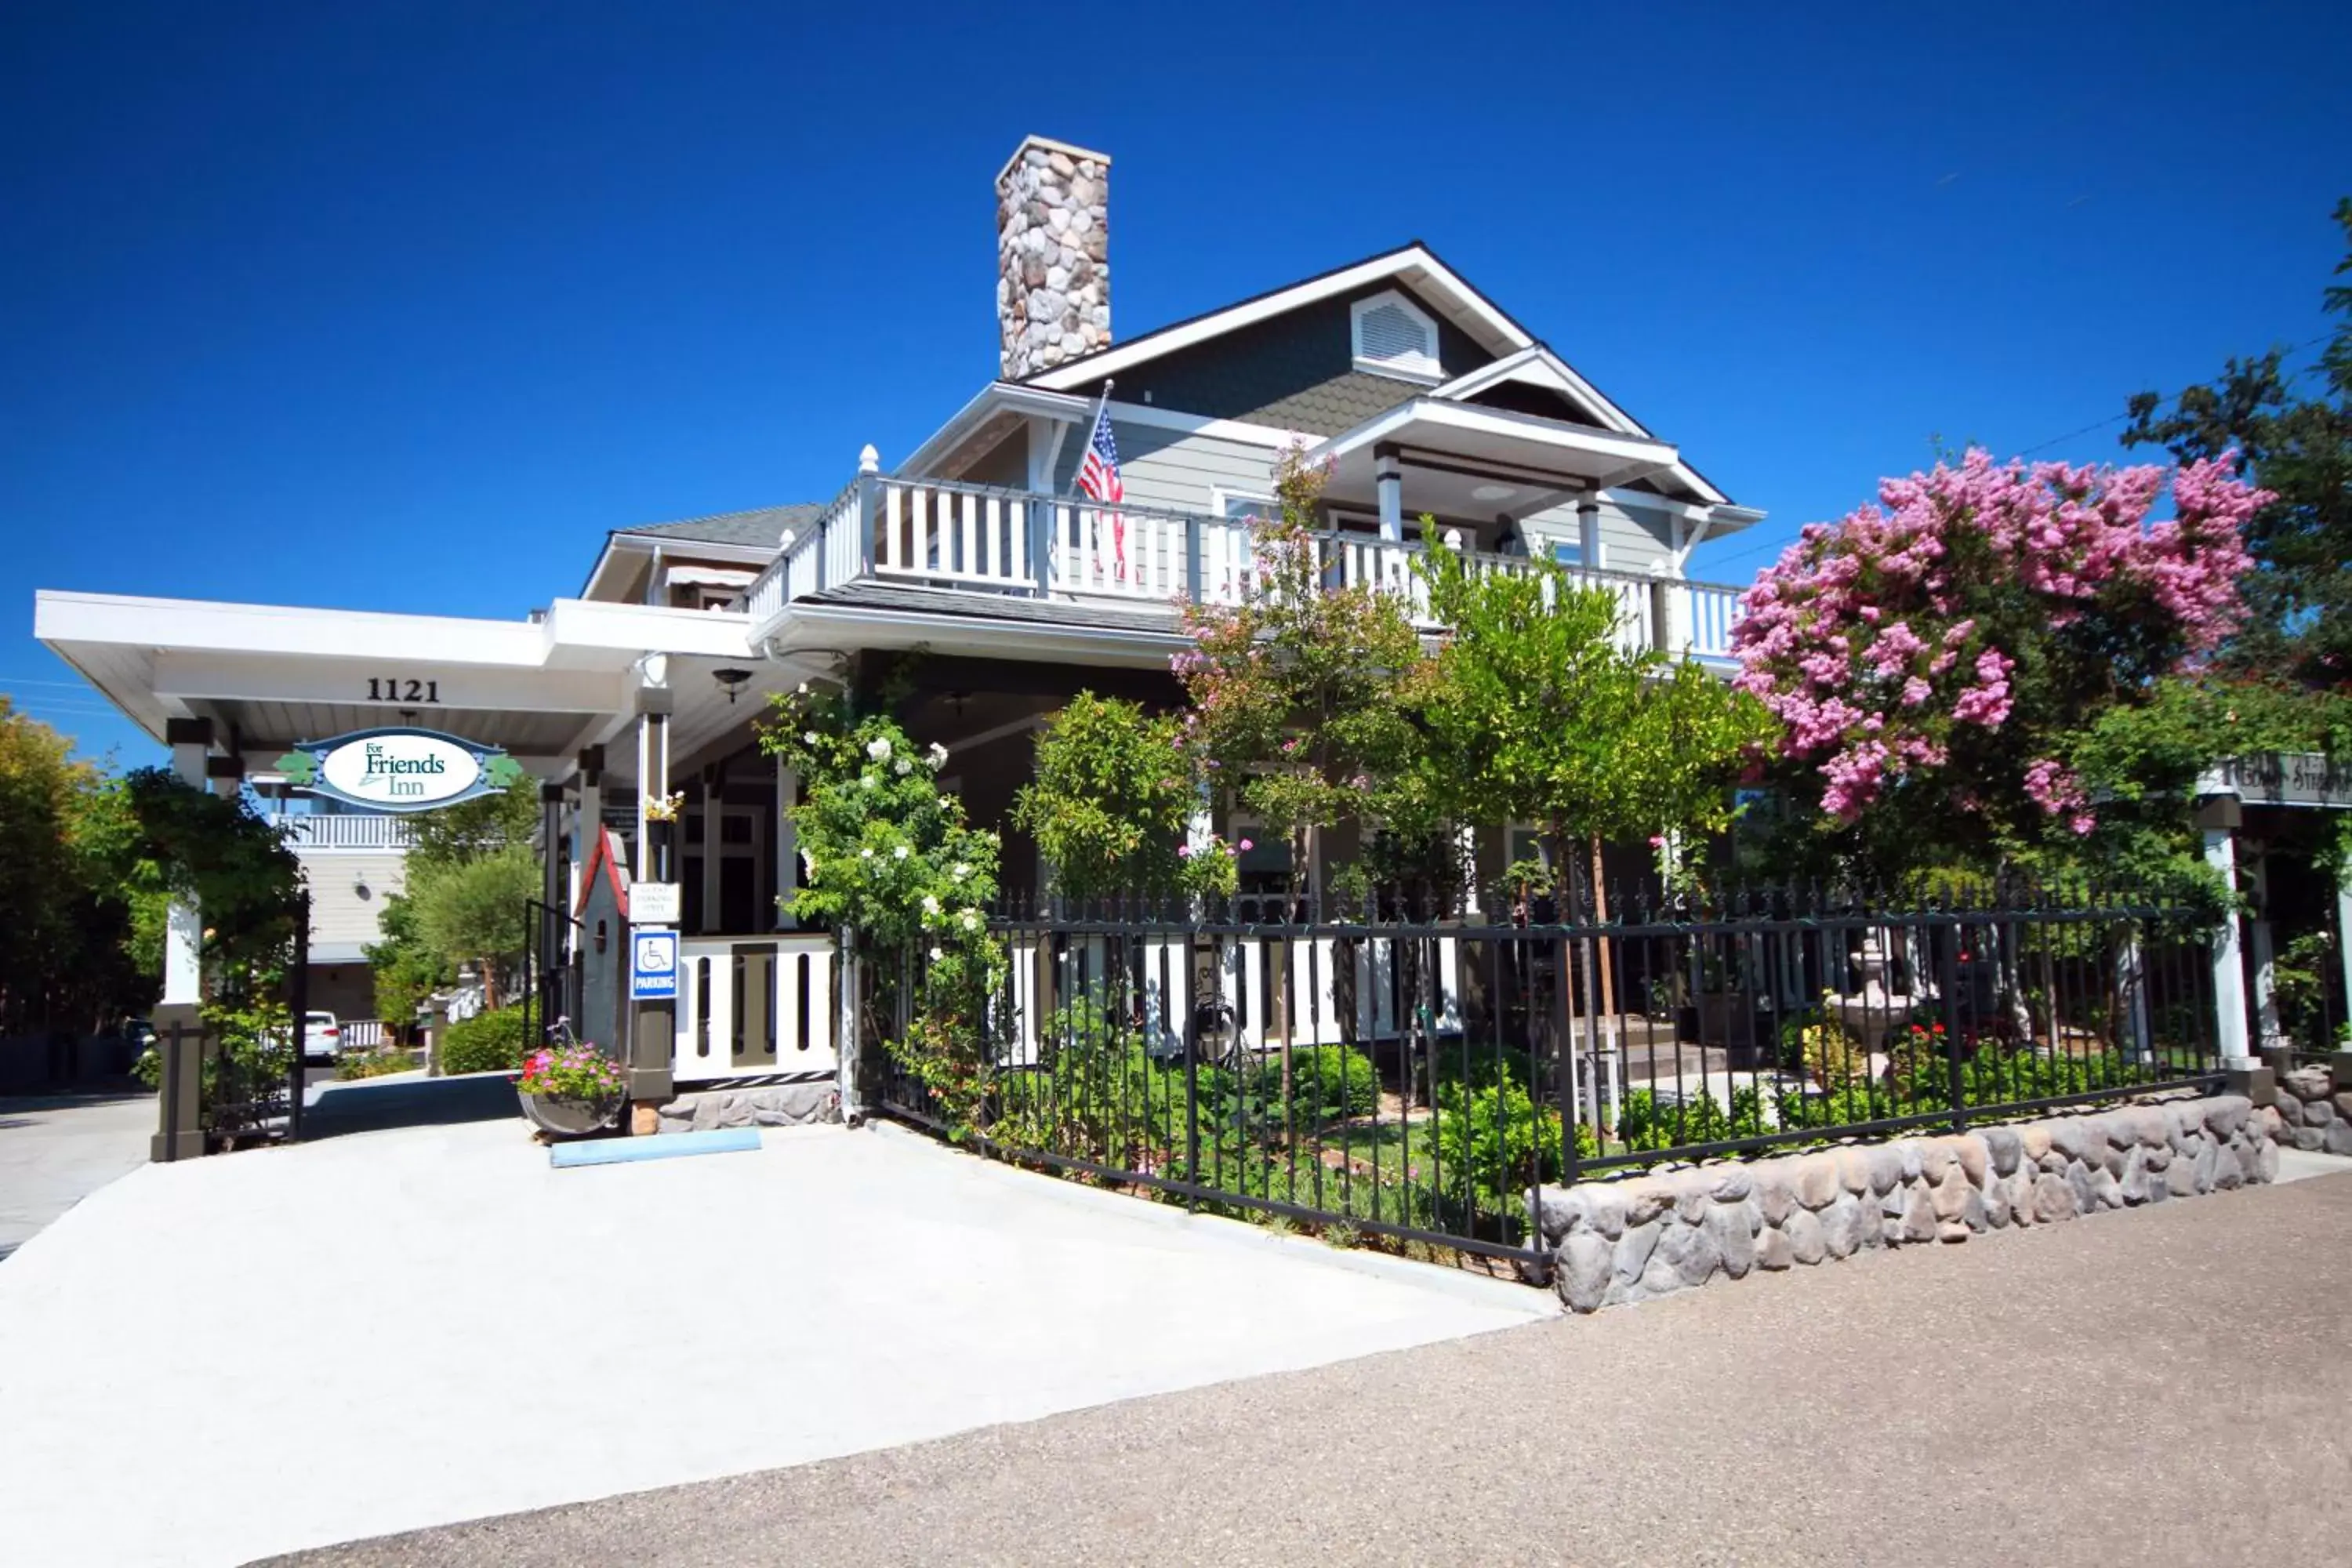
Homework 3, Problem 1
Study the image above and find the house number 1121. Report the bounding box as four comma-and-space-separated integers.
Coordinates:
366, 678, 441, 703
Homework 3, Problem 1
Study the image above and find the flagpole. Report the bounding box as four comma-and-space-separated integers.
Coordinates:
1063, 378, 1114, 497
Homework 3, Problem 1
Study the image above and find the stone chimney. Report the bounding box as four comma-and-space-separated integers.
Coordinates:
996, 136, 1110, 379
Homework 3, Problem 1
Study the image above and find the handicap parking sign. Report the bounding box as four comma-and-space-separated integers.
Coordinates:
631, 929, 679, 1000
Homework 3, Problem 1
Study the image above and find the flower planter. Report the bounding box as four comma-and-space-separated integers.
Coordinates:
517, 1087, 622, 1137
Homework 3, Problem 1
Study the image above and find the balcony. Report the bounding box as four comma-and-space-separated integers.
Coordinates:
276, 815, 417, 850
742, 474, 1745, 661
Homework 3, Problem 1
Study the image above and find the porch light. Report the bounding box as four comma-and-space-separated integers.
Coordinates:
712, 667, 753, 705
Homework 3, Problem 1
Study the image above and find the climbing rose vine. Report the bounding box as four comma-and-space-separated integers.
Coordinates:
1732, 448, 2268, 853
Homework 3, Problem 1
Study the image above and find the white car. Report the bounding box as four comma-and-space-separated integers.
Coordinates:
301, 1011, 343, 1064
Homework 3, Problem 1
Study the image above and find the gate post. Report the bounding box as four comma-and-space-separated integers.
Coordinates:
836, 926, 862, 1123
287, 892, 310, 1142
151, 1015, 204, 1162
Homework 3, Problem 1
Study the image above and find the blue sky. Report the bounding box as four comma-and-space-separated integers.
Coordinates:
5, 1, 2347, 765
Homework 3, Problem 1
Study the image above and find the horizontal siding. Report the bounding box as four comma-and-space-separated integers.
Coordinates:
299, 851, 408, 949
1515, 497, 1675, 575
1055, 420, 1279, 515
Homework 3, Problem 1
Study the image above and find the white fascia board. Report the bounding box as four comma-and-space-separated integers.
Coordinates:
151, 651, 626, 714
1428, 346, 1651, 439
1026, 246, 1534, 394
1314, 398, 1679, 470
539, 598, 757, 661
1102, 400, 1295, 447
896, 382, 1095, 478
34, 590, 550, 666
772, 601, 1187, 669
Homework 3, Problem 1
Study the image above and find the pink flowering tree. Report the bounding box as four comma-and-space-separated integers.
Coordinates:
1733, 448, 2269, 877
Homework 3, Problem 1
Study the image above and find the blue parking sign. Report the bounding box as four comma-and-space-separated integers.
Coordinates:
631, 929, 679, 1000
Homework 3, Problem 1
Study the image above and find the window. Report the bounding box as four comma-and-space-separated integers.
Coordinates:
1213, 488, 1278, 524
1350, 291, 1443, 382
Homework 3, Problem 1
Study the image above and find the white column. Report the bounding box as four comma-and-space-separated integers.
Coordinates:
1577, 495, 1602, 568
2336, 875, 2352, 1036
2245, 848, 2284, 1049
1374, 441, 1403, 542
162, 724, 210, 1008
775, 761, 799, 931
2206, 827, 2251, 1064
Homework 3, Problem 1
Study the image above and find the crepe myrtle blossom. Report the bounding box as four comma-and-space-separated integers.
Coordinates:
1732, 449, 2267, 825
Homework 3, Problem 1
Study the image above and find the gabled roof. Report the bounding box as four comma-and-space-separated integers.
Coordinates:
620, 503, 826, 550
1023, 242, 1537, 394
574, 825, 632, 920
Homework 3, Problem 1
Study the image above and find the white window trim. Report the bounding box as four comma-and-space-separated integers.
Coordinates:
1210, 485, 1279, 524
1350, 290, 1444, 384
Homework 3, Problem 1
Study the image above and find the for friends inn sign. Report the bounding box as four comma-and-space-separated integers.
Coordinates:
275, 728, 528, 813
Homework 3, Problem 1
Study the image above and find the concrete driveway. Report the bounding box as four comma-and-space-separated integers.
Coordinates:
0, 1087, 1546, 1567
0, 1091, 153, 1261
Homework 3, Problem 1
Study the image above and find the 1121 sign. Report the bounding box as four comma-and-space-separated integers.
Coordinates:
366, 677, 441, 703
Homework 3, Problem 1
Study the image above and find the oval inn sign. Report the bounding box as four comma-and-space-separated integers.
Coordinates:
275, 728, 526, 813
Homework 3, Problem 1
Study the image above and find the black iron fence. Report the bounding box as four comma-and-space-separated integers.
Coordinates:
873, 880, 2222, 1265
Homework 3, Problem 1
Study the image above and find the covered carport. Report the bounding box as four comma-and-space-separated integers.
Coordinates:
33, 587, 833, 1154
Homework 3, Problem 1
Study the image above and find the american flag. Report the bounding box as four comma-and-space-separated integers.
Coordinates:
1076, 400, 1127, 578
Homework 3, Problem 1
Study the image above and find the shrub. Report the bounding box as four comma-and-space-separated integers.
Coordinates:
334, 1045, 419, 1080
1248, 1044, 1379, 1123
1432, 1077, 1584, 1218
437, 1005, 530, 1075
1617, 1086, 1767, 1152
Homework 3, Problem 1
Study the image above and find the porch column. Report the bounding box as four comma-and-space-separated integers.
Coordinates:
2246, 846, 2284, 1050
633, 668, 673, 883
570, 746, 604, 921
160, 718, 211, 1013
205, 752, 244, 800
2205, 820, 2251, 1064
539, 782, 564, 991
2336, 872, 2352, 1040
1374, 441, 1403, 542
775, 760, 799, 931
1577, 495, 1601, 568
701, 764, 724, 935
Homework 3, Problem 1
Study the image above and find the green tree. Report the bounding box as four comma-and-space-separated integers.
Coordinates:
408, 842, 540, 1009
0, 701, 150, 1033
1174, 443, 1431, 902
1414, 545, 1771, 891
2124, 198, 2352, 689
1011, 692, 1197, 901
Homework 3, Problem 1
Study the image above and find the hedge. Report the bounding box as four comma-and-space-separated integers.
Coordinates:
437, 1004, 530, 1076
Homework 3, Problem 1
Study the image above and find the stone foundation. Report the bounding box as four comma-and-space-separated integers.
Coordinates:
655, 1081, 839, 1134
2265, 1060, 2352, 1155
1536, 1095, 2274, 1314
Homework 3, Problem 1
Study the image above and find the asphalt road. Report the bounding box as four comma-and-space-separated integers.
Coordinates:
280, 1171, 2352, 1568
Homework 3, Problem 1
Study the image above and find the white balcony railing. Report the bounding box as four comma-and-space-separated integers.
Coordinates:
742, 474, 1745, 661
277, 815, 416, 850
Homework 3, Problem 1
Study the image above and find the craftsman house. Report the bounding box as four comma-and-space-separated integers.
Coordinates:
35, 134, 1760, 1108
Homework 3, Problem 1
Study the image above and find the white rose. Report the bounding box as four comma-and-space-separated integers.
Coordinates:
796, 681, 809, 695
893, 845, 909, 860
861, 775, 877, 789
894, 757, 912, 775
960, 909, 980, 931
952, 862, 970, 881
929, 946, 944, 962
859, 848, 873, 859
927, 742, 949, 768
921, 895, 941, 915
802, 731, 818, 745
866, 737, 891, 761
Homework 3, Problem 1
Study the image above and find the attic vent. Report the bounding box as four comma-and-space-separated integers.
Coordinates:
1351, 291, 1443, 381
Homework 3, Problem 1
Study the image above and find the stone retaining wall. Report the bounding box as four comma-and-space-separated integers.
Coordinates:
2267, 1062, 2352, 1154
1536, 1095, 2274, 1314
655, 1081, 838, 1134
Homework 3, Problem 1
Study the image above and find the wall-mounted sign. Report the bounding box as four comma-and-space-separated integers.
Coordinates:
630, 883, 682, 926
275, 728, 527, 814
2199, 753, 2352, 811
631, 930, 680, 1000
